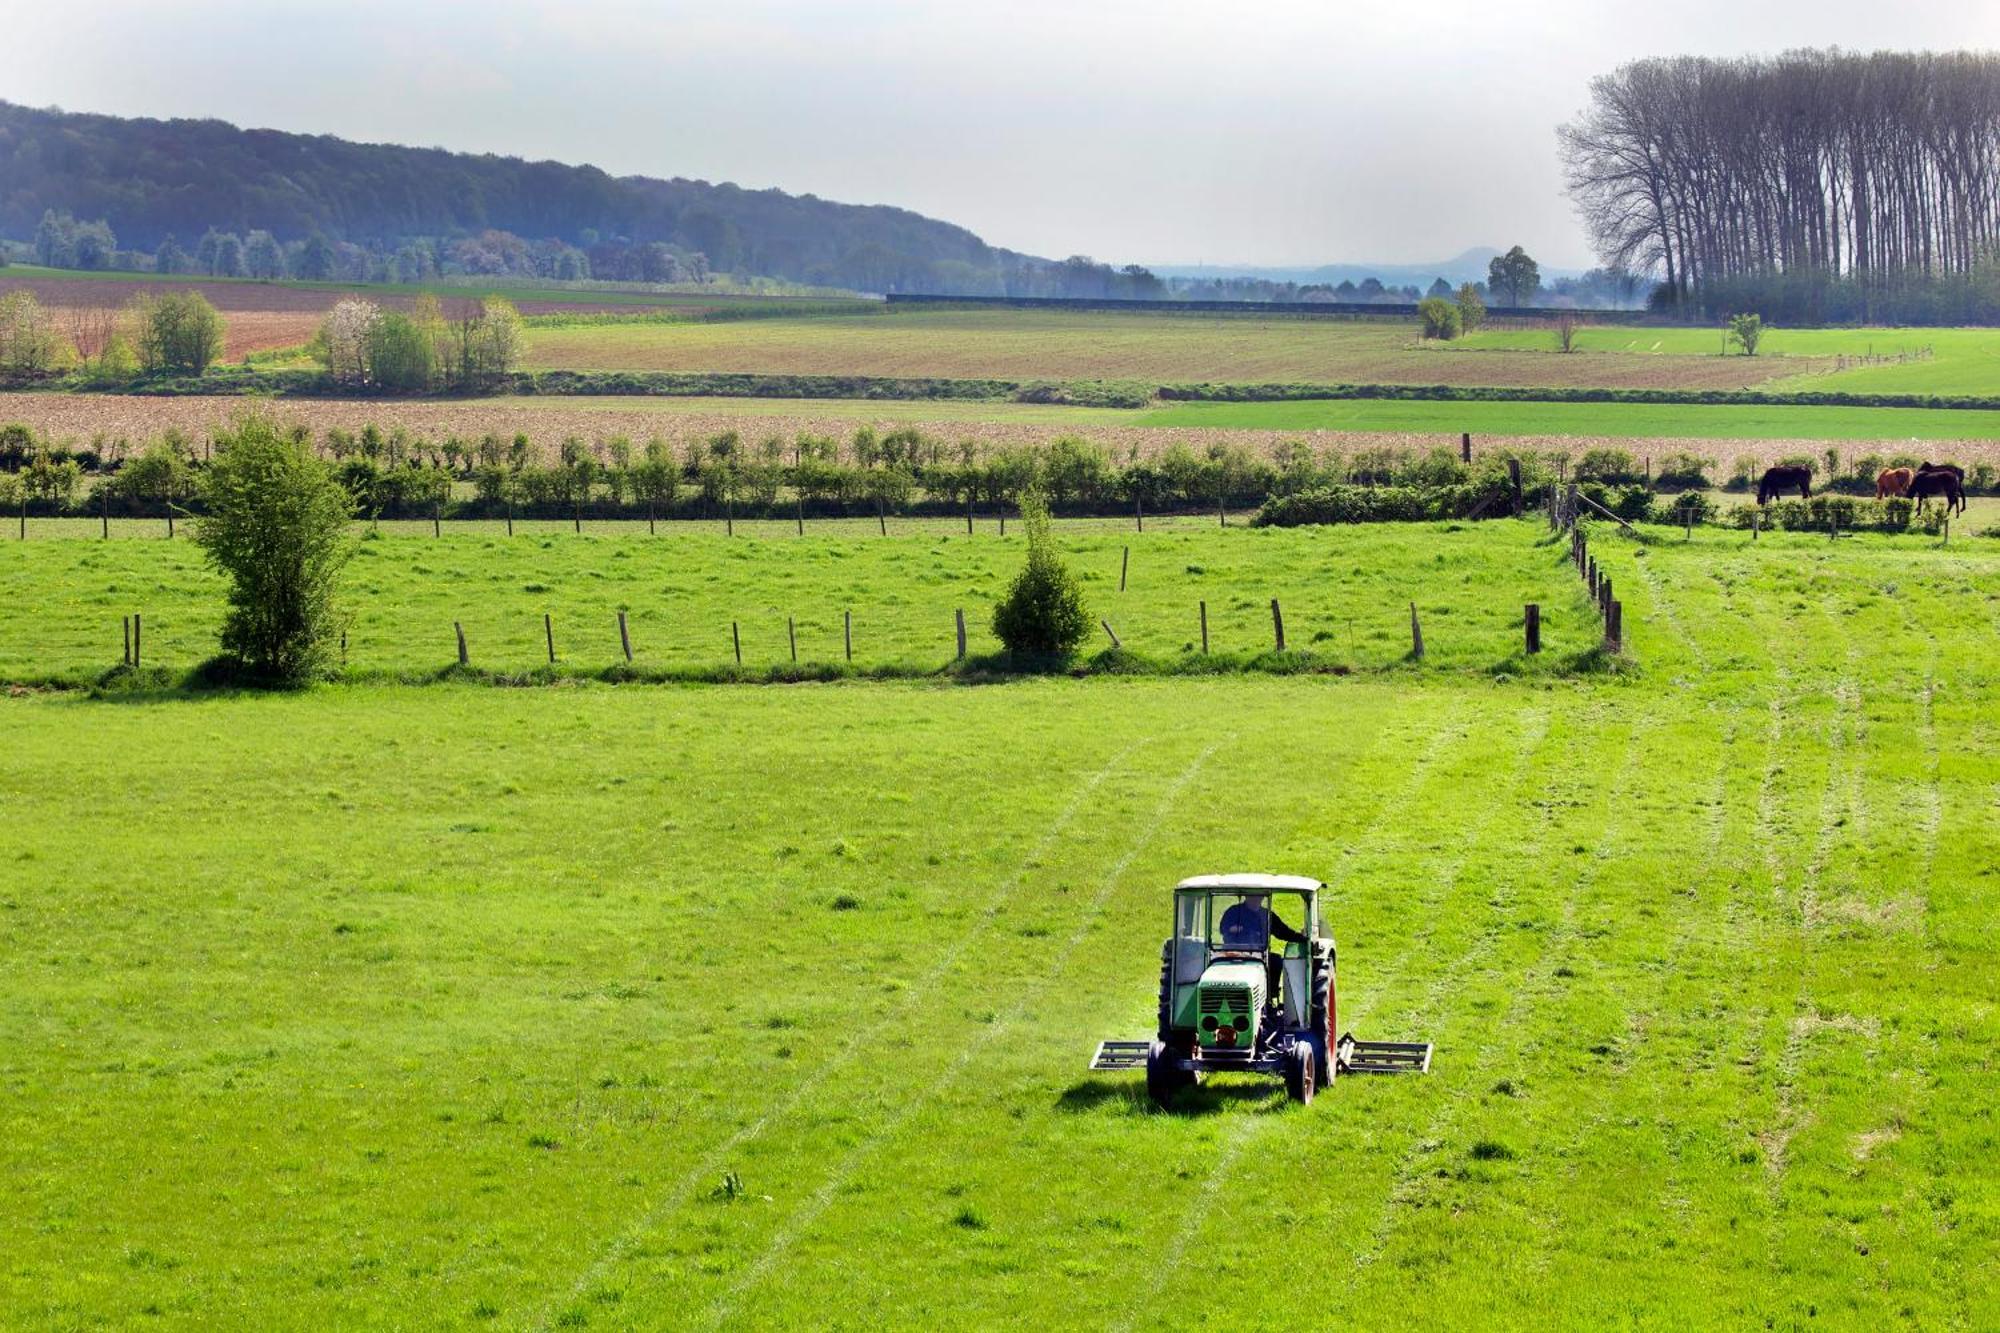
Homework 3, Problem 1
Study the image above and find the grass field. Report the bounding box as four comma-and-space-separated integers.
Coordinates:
1465, 322, 2000, 395
0, 520, 1600, 684
516, 308, 1817, 390
2, 523, 1996, 1327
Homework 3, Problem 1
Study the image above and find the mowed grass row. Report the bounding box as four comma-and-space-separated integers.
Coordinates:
0, 520, 1604, 683
2, 555, 1994, 1326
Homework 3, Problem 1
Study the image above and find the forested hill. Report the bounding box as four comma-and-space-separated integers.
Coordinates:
0, 101, 1029, 291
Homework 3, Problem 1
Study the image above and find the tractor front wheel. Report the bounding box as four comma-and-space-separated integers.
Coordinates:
1146, 1040, 1179, 1110
1284, 1038, 1317, 1104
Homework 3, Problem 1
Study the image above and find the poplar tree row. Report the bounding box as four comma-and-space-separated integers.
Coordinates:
1562, 50, 2000, 321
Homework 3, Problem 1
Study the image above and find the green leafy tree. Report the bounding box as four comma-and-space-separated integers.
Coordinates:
364, 312, 437, 390
194, 415, 356, 682
1416, 296, 1461, 340
1455, 282, 1486, 333
991, 488, 1090, 659
1486, 245, 1541, 306
1728, 312, 1764, 356
132, 292, 225, 374
121, 439, 192, 510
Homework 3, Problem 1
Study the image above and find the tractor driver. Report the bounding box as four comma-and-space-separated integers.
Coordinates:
1217, 893, 1304, 1000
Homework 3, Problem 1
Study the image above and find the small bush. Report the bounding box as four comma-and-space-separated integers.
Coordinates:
194, 413, 356, 683
991, 489, 1089, 658
1416, 297, 1461, 340
1653, 452, 1710, 490
1574, 448, 1639, 484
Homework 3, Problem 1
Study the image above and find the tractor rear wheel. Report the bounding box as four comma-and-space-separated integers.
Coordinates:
1283, 1038, 1316, 1104
1309, 963, 1335, 1085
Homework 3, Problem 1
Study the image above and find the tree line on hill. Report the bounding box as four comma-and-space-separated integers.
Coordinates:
1564, 49, 2000, 323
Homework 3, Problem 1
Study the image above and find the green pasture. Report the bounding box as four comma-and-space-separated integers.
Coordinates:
1130, 395, 2000, 440
0, 519, 1595, 684
1461, 322, 2000, 395
2, 523, 1996, 1327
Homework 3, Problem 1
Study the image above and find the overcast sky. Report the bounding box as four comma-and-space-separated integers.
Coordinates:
6, 2, 2000, 270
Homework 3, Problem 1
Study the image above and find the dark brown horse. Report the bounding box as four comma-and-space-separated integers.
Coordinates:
1875, 467, 1914, 499
1757, 466, 1812, 505
1909, 467, 1966, 515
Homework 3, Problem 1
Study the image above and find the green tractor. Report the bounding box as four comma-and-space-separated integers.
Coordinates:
1091, 874, 1431, 1106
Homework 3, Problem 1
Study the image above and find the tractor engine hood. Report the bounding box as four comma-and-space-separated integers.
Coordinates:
1194, 958, 1266, 1049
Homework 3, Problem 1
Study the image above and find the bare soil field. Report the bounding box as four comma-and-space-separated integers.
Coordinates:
518, 308, 1828, 388
9, 392, 1998, 476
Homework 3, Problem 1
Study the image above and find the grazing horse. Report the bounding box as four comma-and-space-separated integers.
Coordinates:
1757, 465, 1812, 505
1875, 467, 1915, 499
1909, 468, 1966, 516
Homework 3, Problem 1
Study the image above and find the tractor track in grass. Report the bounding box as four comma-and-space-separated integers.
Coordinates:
1134, 700, 1569, 1317
1624, 539, 1710, 676
525, 737, 1150, 1330
1757, 584, 1868, 1198
1114, 695, 1532, 1324
1528, 705, 1743, 1278
695, 738, 1227, 1327
1341, 703, 1657, 1277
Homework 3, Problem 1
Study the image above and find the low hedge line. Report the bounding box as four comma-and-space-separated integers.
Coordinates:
1156, 381, 2000, 411
1253, 480, 1518, 525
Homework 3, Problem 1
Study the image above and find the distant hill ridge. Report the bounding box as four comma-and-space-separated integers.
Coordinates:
0, 100, 1032, 292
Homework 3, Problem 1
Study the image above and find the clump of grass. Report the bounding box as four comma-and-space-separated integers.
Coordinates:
829, 893, 862, 911
1470, 1140, 1516, 1161
951, 1205, 988, 1230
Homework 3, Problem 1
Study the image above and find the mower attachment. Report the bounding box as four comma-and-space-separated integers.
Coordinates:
1337, 1033, 1432, 1074
1090, 1040, 1153, 1071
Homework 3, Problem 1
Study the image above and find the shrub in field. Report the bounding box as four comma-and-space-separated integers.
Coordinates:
0, 291, 70, 375
131, 292, 224, 374
1653, 453, 1711, 490
1728, 313, 1764, 356
364, 313, 437, 392
119, 441, 192, 510
991, 489, 1089, 659
1417, 297, 1461, 340
1575, 448, 1640, 484
194, 415, 356, 683
1659, 490, 1715, 523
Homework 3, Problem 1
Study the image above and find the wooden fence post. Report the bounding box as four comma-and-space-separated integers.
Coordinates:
788, 615, 797, 662
433, 501, 441, 539
648, 501, 656, 536
966, 494, 974, 535
1507, 457, 1523, 515
122, 615, 131, 667
1600, 578, 1613, 622
1101, 619, 1121, 648
844, 609, 853, 662
877, 499, 887, 536
1218, 493, 1226, 527
1525, 603, 1540, 654
1607, 600, 1623, 652
166, 504, 174, 539
796, 494, 805, 536
1752, 508, 1760, 541
102, 486, 110, 539
1461, 431, 1471, 463
456, 621, 468, 666
1135, 496, 1144, 532
731, 621, 742, 665
955, 608, 967, 660
1270, 598, 1285, 651
1588, 557, 1598, 596
506, 498, 514, 537
1200, 600, 1209, 655
544, 612, 555, 664
726, 495, 734, 537
1409, 603, 1424, 660
619, 611, 632, 662
1120, 545, 1129, 592
132, 613, 141, 669
573, 500, 581, 535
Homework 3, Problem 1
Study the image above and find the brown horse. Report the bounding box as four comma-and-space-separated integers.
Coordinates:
1875, 467, 1915, 499
1757, 466, 1812, 505
1909, 468, 1966, 516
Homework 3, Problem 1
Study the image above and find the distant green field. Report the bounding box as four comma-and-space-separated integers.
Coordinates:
1131, 396, 2000, 440
3, 527, 1995, 1327
0, 263, 871, 311
1462, 323, 2000, 396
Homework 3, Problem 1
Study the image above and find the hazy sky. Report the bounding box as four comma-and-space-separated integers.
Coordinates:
6, 2, 2000, 270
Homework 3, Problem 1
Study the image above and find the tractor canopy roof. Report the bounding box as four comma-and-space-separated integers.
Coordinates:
1175, 873, 1322, 896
